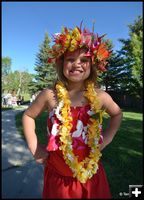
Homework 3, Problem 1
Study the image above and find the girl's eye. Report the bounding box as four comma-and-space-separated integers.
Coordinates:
66, 58, 74, 62
81, 58, 89, 63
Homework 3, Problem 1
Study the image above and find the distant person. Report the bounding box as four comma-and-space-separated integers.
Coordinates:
2, 91, 7, 107
17, 95, 22, 106
11, 90, 17, 106
22, 23, 122, 198
6, 91, 12, 107
32, 94, 36, 101
21, 96, 24, 104
11, 96, 17, 106
30, 93, 36, 104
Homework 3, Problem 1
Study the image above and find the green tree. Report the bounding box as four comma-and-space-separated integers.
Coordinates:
130, 30, 143, 85
118, 15, 143, 98
2, 57, 12, 92
100, 52, 126, 91
32, 32, 56, 92
2, 70, 33, 95
17, 71, 34, 95
2, 56, 12, 76
97, 39, 125, 92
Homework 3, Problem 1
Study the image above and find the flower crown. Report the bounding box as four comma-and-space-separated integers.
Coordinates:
48, 23, 112, 72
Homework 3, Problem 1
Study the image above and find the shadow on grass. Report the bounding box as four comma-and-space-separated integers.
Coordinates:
15, 111, 48, 143
2, 107, 13, 111
102, 116, 143, 198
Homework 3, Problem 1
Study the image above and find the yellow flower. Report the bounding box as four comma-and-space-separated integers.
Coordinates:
69, 39, 78, 51
68, 27, 81, 51
55, 80, 104, 183
65, 34, 71, 48
71, 27, 81, 41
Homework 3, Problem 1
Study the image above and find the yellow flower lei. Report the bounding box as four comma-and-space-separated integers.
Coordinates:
55, 81, 104, 183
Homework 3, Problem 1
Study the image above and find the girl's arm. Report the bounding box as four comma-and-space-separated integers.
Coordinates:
99, 91, 123, 151
22, 89, 52, 164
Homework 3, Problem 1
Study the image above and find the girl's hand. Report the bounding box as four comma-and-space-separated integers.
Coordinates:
99, 133, 112, 151
99, 142, 107, 151
34, 152, 49, 165
33, 144, 49, 165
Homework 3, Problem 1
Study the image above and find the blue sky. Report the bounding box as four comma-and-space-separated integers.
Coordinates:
2, 1, 143, 74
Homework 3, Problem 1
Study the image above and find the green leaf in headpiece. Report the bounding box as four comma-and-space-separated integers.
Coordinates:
91, 113, 100, 120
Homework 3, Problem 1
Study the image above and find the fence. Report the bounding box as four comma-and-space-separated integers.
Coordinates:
107, 91, 143, 111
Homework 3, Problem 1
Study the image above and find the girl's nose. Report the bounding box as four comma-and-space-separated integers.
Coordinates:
72, 58, 81, 66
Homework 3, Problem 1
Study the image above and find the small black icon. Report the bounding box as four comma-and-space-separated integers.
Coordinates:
129, 185, 143, 198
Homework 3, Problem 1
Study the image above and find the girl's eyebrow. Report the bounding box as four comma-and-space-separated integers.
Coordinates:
65, 56, 75, 58
79, 55, 90, 58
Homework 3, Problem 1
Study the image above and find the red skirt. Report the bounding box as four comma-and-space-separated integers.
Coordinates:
43, 151, 112, 199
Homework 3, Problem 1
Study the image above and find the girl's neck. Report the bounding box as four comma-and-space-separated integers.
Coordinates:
66, 81, 85, 93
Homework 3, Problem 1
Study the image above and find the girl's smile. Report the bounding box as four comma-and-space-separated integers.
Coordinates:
69, 68, 84, 75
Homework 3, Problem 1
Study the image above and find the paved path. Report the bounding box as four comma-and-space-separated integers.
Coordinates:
2, 107, 44, 198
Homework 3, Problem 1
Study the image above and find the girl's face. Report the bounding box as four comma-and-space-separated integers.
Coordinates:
63, 48, 91, 83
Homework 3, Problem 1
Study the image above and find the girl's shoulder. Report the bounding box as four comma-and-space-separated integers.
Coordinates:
95, 88, 122, 116
40, 88, 57, 110
26, 87, 54, 106
95, 88, 114, 108
95, 87, 112, 97
41, 88, 56, 98
95, 88, 108, 97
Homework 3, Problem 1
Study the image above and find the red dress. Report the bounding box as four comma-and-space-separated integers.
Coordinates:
43, 105, 112, 199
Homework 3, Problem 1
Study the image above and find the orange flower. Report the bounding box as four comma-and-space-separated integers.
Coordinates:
96, 43, 110, 61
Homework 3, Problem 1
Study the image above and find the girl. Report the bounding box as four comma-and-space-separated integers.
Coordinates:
22, 24, 123, 199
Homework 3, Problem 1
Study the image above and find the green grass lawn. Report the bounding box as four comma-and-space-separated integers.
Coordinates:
15, 109, 143, 198
102, 110, 143, 198
2, 107, 13, 111
2, 105, 27, 111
